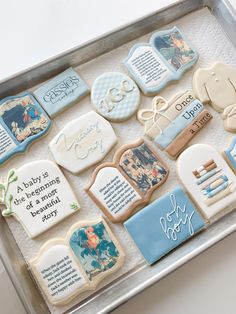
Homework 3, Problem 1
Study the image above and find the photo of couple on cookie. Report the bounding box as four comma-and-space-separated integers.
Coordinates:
1, 95, 49, 143
119, 143, 168, 195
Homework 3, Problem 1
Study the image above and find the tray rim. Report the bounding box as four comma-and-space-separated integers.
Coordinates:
1, 0, 236, 313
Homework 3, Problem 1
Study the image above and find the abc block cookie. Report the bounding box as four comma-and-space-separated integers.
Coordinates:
91, 72, 140, 122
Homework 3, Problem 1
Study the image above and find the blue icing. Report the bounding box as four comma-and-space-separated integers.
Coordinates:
91, 72, 140, 121
0, 93, 51, 165
154, 99, 204, 149
34, 68, 89, 118
123, 27, 198, 96
224, 136, 236, 172
124, 187, 205, 264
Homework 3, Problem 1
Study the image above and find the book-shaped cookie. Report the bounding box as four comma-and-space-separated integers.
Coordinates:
34, 67, 89, 118
29, 217, 125, 305
223, 136, 236, 174
124, 27, 198, 95
138, 91, 212, 158
0, 93, 51, 165
0, 160, 80, 238
125, 187, 205, 264
85, 139, 169, 223
49, 111, 117, 174
177, 144, 236, 222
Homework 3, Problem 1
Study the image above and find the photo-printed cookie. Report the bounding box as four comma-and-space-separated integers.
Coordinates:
34, 67, 89, 118
49, 111, 117, 174
0, 93, 51, 165
85, 139, 169, 223
177, 144, 236, 222
91, 72, 140, 122
124, 27, 198, 95
223, 136, 236, 174
29, 217, 125, 305
138, 91, 212, 158
125, 187, 205, 264
193, 62, 236, 132
0, 160, 80, 238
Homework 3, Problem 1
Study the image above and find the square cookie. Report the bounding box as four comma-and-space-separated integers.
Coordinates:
34, 68, 89, 118
124, 187, 205, 264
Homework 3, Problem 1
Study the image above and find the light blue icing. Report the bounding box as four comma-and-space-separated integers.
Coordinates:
0, 93, 51, 165
91, 72, 140, 121
205, 181, 229, 198
124, 187, 205, 264
196, 168, 221, 185
224, 136, 236, 172
203, 175, 228, 194
154, 100, 204, 149
123, 26, 198, 96
33, 68, 89, 118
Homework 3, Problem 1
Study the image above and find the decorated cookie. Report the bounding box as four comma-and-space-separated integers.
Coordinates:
29, 217, 124, 305
223, 136, 236, 174
49, 111, 117, 174
138, 91, 212, 158
85, 139, 169, 223
0, 93, 51, 165
124, 187, 205, 264
91, 72, 140, 122
34, 68, 89, 118
177, 144, 236, 222
0, 160, 80, 238
124, 27, 198, 95
192, 62, 236, 132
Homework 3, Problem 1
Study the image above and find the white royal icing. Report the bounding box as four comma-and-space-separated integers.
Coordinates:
49, 111, 117, 174
0, 160, 80, 238
177, 144, 236, 221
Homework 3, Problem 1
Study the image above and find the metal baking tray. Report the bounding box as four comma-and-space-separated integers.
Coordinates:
1, 0, 236, 313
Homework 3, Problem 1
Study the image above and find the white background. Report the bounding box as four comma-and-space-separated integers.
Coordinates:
1, 1, 236, 314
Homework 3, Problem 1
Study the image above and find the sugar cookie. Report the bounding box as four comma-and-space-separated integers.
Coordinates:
192, 62, 236, 132
124, 27, 198, 95
85, 139, 169, 223
91, 72, 140, 122
29, 217, 124, 305
34, 68, 89, 118
223, 136, 236, 174
124, 187, 205, 264
0, 93, 51, 165
138, 91, 212, 158
177, 144, 236, 222
0, 160, 80, 238
49, 111, 117, 174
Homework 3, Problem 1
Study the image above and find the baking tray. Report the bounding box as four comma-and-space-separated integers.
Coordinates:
1, 0, 236, 313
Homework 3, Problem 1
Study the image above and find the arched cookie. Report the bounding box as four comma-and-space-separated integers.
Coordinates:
177, 143, 236, 222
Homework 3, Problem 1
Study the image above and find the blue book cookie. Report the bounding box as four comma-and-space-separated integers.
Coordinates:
124, 187, 205, 264
124, 27, 198, 95
34, 68, 89, 118
0, 93, 51, 165
223, 136, 236, 174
